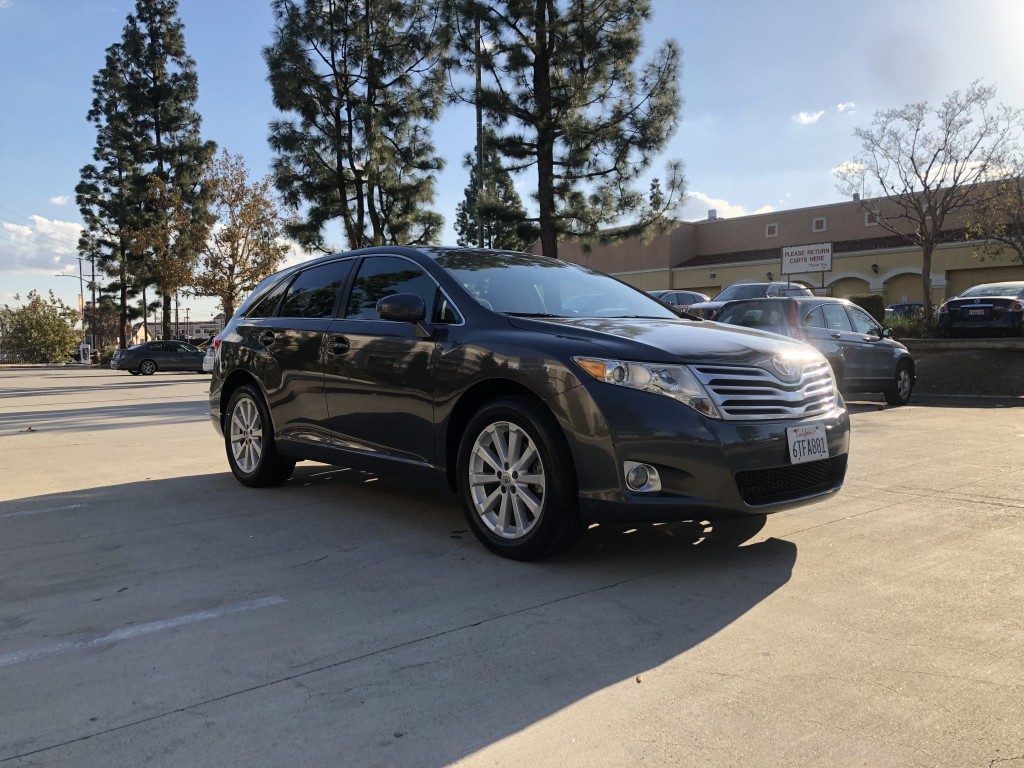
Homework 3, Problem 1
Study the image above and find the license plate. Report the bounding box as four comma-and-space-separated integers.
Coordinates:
787, 424, 829, 464
967, 308, 985, 316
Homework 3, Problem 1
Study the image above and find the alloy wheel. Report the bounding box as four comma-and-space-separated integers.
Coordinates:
468, 421, 546, 539
230, 396, 263, 474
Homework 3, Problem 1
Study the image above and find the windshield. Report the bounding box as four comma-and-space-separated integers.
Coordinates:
713, 284, 770, 301
434, 251, 679, 319
959, 283, 1024, 298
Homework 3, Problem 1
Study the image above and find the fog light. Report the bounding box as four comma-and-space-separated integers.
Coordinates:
624, 461, 662, 493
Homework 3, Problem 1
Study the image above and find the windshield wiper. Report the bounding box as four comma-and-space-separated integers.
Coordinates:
503, 312, 566, 318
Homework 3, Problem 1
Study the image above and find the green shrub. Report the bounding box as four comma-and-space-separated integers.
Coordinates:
886, 314, 942, 339
847, 294, 886, 325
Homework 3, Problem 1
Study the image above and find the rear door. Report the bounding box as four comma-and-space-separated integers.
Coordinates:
258, 259, 356, 448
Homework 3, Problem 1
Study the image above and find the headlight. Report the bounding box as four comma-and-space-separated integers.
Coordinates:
572, 356, 722, 419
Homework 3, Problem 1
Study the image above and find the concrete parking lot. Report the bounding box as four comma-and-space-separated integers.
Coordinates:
1, 367, 1022, 767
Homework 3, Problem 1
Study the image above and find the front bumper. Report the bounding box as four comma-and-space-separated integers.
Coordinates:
549, 381, 850, 524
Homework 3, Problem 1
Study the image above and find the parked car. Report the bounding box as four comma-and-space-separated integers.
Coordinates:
648, 289, 711, 311
202, 344, 215, 373
884, 302, 925, 319
937, 281, 1024, 337
110, 341, 206, 375
689, 282, 814, 320
210, 247, 850, 560
716, 297, 915, 405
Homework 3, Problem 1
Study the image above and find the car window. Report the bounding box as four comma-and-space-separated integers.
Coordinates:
147, 343, 164, 352
846, 305, 880, 335
246, 279, 290, 318
435, 250, 675, 319
346, 256, 438, 321
279, 260, 354, 318
714, 284, 768, 301
177, 343, 198, 353
821, 304, 853, 331
804, 306, 825, 328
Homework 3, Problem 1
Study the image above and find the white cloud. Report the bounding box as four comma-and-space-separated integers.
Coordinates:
0, 215, 82, 273
682, 191, 774, 221
49, 195, 70, 205
836, 102, 856, 113
0, 1, 12, 9
792, 110, 825, 125
831, 161, 866, 177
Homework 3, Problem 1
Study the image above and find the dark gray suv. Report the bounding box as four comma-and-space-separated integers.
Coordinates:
210, 247, 850, 559
717, 297, 915, 405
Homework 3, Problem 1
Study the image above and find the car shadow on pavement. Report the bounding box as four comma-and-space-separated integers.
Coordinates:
2, 467, 796, 766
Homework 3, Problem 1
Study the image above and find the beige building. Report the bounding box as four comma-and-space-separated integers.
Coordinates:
543, 195, 1024, 305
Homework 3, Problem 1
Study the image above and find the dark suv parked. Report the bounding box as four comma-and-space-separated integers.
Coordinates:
689, 282, 814, 320
210, 247, 850, 559
716, 297, 915, 405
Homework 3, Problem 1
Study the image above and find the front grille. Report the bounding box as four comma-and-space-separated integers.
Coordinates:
692, 360, 836, 420
736, 454, 847, 505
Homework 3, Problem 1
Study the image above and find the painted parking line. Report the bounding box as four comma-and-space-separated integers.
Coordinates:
0, 596, 286, 669
0, 503, 88, 520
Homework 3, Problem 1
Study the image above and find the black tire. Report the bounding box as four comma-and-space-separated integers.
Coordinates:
139, 359, 157, 376
884, 360, 914, 406
224, 384, 296, 487
457, 397, 583, 560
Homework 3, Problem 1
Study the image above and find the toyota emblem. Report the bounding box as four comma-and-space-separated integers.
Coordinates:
771, 354, 800, 381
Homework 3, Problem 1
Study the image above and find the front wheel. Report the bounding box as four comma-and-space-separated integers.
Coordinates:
139, 359, 157, 376
884, 360, 914, 405
225, 384, 295, 487
457, 397, 582, 560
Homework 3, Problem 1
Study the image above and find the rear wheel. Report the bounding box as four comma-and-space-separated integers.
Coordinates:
225, 384, 295, 487
139, 359, 157, 376
457, 397, 582, 560
884, 360, 914, 405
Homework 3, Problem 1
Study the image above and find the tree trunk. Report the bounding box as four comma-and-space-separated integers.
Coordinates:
920, 242, 935, 318
534, 0, 557, 258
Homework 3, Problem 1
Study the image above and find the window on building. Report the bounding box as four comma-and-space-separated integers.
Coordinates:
765, 223, 778, 238
812, 216, 827, 232
864, 211, 880, 227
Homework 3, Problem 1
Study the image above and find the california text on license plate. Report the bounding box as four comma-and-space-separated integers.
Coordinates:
787, 424, 829, 464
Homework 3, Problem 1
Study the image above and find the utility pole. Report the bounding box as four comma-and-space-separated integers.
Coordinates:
475, 14, 485, 249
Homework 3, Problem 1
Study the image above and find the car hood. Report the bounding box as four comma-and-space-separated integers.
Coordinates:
505, 315, 815, 364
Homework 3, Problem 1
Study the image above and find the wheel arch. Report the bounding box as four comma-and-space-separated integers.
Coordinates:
444, 379, 559, 493
218, 369, 267, 433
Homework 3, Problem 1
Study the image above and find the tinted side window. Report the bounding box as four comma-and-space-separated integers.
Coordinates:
821, 304, 853, 331
346, 256, 437, 321
279, 260, 354, 318
847, 305, 880, 335
246, 280, 289, 319
804, 306, 825, 328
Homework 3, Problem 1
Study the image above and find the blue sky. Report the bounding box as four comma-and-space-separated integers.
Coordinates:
2, 0, 1023, 320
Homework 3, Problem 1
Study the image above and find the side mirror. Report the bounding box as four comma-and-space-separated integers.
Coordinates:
377, 293, 426, 323
376, 293, 431, 338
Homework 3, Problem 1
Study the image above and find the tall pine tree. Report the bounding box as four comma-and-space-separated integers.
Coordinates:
264, 0, 447, 251
78, 0, 213, 344
453, 0, 685, 257
121, 0, 215, 340
76, 42, 143, 350
455, 128, 536, 250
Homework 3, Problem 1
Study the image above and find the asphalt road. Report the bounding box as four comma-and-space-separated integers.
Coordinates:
1, 367, 1022, 768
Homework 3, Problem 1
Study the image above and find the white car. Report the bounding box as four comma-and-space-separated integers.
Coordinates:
202, 345, 215, 373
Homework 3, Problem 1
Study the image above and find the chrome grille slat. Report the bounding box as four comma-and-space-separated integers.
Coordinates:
693, 359, 836, 420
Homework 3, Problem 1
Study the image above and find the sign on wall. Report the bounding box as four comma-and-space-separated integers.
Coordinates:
781, 242, 832, 274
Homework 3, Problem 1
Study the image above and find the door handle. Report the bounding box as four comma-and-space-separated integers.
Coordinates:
831, 332, 842, 339
326, 336, 350, 355
259, 330, 275, 345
